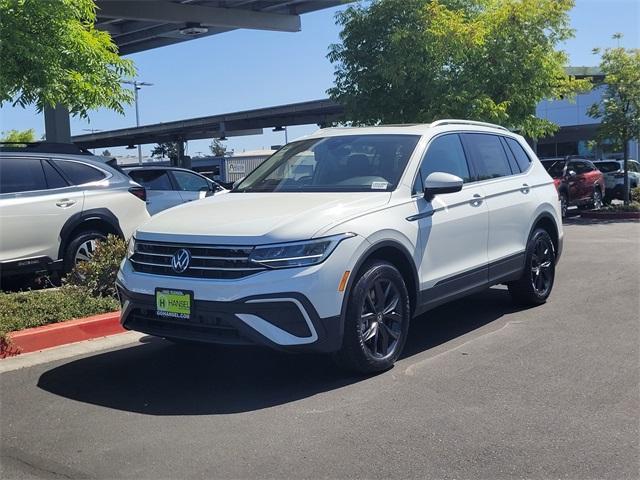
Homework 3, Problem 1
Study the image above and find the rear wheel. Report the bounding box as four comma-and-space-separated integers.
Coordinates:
333, 260, 410, 374
508, 228, 556, 306
586, 188, 603, 210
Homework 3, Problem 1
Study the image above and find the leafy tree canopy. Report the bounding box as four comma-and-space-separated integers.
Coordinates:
0, 128, 36, 143
588, 38, 640, 204
0, 0, 135, 117
151, 142, 179, 162
328, 0, 591, 138
209, 138, 228, 157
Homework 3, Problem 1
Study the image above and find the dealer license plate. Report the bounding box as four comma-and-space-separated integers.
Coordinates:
155, 289, 192, 319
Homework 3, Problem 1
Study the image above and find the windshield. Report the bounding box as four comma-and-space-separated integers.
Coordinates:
541, 160, 566, 178
594, 161, 620, 173
233, 134, 420, 193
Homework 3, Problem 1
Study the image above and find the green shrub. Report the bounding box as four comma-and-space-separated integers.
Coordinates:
602, 201, 640, 212
0, 287, 119, 342
65, 234, 126, 298
631, 187, 640, 204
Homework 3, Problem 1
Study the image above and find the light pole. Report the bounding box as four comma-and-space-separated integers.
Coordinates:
82, 128, 102, 154
122, 80, 153, 165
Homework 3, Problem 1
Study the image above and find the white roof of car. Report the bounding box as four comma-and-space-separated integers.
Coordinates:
306, 119, 512, 139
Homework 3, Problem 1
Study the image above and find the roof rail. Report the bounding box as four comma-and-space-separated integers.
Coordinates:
0, 142, 93, 155
430, 119, 510, 132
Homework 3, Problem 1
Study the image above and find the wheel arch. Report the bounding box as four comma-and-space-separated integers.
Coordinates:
339, 240, 419, 333
58, 208, 124, 259
529, 211, 560, 259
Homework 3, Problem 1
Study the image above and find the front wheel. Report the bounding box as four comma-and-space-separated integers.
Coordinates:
508, 229, 556, 306
559, 192, 568, 218
587, 188, 603, 210
333, 260, 410, 374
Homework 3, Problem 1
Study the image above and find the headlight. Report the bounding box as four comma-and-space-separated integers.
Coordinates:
126, 237, 136, 259
249, 233, 355, 269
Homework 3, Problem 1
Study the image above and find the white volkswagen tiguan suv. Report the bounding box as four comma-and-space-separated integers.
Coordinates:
117, 120, 563, 373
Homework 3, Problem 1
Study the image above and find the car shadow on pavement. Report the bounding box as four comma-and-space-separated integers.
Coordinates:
37, 287, 525, 415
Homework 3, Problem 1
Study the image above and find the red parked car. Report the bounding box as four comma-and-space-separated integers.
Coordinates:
541, 158, 605, 218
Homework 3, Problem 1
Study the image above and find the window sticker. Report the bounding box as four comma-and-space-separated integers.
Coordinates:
371, 181, 388, 190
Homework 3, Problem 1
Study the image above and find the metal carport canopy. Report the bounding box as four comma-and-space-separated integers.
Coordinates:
72, 99, 344, 148
97, 0, 346, 55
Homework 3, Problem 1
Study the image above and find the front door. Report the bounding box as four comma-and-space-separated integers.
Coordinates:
412, 133, 489, 306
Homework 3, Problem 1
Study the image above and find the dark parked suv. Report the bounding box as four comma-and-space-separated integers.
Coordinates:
541, 158, 605, 217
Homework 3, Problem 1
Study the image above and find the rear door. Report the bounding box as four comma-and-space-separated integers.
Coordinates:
567, 160, 590, 201
461, 133, 537, 281
127, 169, 182, 215
0, 157, 83, 265
170, 170, 212, 203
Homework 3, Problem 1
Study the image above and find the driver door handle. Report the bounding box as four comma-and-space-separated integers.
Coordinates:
521, 183, 530, 194
470, 194, 483, 207
55, 199, 76, 208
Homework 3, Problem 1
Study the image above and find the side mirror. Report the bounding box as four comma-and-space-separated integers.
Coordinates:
567, 170, 577, 177
423, 172, 463, 201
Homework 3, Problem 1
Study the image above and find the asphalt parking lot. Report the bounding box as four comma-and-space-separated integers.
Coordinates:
1, 219, 639, 480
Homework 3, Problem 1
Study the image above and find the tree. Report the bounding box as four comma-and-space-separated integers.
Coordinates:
328, 0, 591, 138
0, 0, 134, 117
0, 128, 36, 143
209, 138, 228, 157
588, 39, 640, 205
151, 142, 179, 162
101, 149, 112, 157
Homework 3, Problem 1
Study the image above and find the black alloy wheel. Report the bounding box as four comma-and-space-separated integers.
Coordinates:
359, 278, 403, 360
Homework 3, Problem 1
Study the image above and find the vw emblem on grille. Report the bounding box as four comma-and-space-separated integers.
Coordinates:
171, 248, 191, 273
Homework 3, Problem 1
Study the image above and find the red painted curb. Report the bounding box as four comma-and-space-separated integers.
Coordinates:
1, 311, 124, 358
580, 211, 640, 219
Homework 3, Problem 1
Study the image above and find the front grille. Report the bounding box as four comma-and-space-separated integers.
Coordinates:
130, 240, 265, 279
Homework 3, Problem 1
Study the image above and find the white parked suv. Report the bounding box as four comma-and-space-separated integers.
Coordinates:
117, 121, 563, 373
0, 144, 150, 278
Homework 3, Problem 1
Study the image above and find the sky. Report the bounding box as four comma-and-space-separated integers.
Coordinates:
1, 0, 638, 158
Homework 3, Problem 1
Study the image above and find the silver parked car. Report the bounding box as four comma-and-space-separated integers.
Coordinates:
593, 159, 640, 202
124, 166, 227, 215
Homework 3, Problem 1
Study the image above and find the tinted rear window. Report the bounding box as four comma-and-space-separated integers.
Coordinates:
42, 161, 68, 189
0, 158, 47, 193
129, 170, 174, 190
505, 137, 532, 172
462, 134, 513, 180
594, 162, 620, 173
541, 160, 566, 178
54, 160, 106, 185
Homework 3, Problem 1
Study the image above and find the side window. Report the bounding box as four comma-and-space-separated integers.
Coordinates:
500, 137, 521, 174
630, 162, 639, 173
462, 134, 513, 180
129, 170, 174, 191
0, 158, 47, 193
172, 171, 210, 191
505, 137, 532, 172
53, 160, 106, 185
414, 134, 472, 193
42, 161, 68, 189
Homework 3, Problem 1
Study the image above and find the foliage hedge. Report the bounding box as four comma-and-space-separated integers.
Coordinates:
1, 235, 126, 344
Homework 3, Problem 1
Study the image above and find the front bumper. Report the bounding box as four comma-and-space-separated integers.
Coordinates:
117, 286, 342, 352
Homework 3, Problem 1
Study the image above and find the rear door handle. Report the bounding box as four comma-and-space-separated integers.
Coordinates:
521, 183, 530, 194
55, 199, 76, 208
470, 194, 483, 207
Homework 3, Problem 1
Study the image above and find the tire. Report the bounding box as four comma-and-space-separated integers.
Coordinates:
333, 260, 411, 374
559, 191, 568, 218
508, 228, 556, 307
63, 230, 106, 272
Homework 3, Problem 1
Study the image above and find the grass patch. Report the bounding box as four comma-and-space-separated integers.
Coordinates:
0, 287, 119, 342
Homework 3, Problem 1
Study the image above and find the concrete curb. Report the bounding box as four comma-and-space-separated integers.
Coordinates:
1, 311, 123, 358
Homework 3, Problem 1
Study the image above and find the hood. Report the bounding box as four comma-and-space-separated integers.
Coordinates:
136, 192, 391, 244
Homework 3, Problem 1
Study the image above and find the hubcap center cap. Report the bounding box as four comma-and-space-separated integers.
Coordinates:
376, 313, 383, 322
